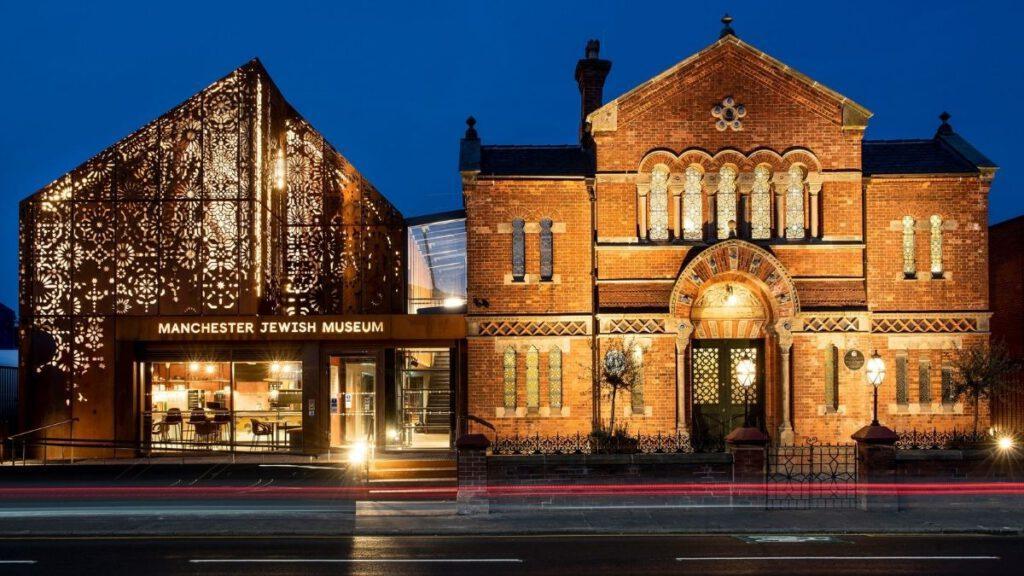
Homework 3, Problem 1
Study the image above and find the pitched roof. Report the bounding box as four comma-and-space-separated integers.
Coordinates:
479, 145, 594, 177
862, 139, 976, 175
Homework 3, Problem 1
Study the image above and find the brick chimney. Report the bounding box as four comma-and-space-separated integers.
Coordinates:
575, 39, 612, 142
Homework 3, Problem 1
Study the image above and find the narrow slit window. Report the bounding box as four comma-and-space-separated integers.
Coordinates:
502, 346, 517, 410
511, 219, 526, 282
824, 345, 839, 412
548, 346, 563, 410
930, 214, 943, 278
716, 166, 738, 240
682, 166, 703, 241
648, 167, 669, 241
896, 354, 909, 405
526, 345, 540, 411
751, 165, 772, 240
785, 165, 805, 239
631, 345, 645, 414
902, 215, 916, 279
919, 357, 932, 404
941, 365, 955, 405
539, 218, 553, 281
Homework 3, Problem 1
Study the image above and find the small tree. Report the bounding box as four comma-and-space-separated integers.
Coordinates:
950, 341, 1023, 436
601, 338, 642, 435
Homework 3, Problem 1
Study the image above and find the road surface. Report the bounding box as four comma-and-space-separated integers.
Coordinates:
0, 534, 1020, 575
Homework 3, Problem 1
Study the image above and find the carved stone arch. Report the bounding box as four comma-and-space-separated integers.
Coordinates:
669, 239, 799, 321
747, 148, 786, 172
781, 148, 823, 173
709, 149, 749, 172
638, 149, 681, 173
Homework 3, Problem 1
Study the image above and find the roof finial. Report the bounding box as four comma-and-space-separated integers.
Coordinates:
936, 111, 953, 136
720, 13, 736, 38
464, 116, 478, 139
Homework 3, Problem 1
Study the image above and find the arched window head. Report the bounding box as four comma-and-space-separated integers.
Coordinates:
502, 346, 517, 409
930, 214, 943, 278
511, 219, 526, 281
648, 167, 670, 241
548, 346, 563, 410
785, 165, 806, 239
716, 166, 738, 240
539, 218, 554, 281
682, 166, 704, 241
526, 346, 540, 410
751, 165, 772, 240
902, 215, 916, 279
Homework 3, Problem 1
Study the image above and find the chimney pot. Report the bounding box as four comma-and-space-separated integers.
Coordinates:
575, 40, 612, 143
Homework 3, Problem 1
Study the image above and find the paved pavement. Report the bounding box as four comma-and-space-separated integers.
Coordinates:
0, 534, 1021, 575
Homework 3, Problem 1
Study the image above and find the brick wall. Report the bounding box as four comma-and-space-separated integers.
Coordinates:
990, 216, 1024, 431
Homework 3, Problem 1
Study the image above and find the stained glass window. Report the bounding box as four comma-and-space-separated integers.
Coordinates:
785, 165, 805, 239
730, 347, 758, 405
502, 346, 517, 410
693, 348, 719, 405
716, 166, 738, 240
648, 168, 669, 241
631, 345, 644, 413
824, 345, 838, 411
682, 166, 703, 241
511, 219, 526, 282
525, 346, 540, 410
941, 365, 955, 405
751, 165, 772, 240
539, 218, 553, 281
895, 355, 908, 405
930, 214, 943, 278
902, 215, 916, 279
548, 346, 562, 410
919, 358, 932, 404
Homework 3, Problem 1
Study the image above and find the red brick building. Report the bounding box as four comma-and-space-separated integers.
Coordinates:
460, 23, 997, 447
990, 216, 1024, 432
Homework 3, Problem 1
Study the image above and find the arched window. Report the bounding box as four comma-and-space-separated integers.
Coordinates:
502, 346, 517, 410
682, 166, 703, 241
751, 165, 772, 240
630, 344, 645, 414
902, 215, 916, 279
511, 219, 525, 282
785, 165, 806, 239
716, 166, 738, 240
648, 167, 670, 241
930, 214, 943, 278
548, 346, 563, 410
526, 345, 540, 411
539, 218, 553, 281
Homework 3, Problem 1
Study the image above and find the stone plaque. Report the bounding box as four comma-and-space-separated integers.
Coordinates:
844, 349, 865, 371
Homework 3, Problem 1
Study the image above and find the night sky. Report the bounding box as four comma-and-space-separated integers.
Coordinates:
2, 1, 1020, 314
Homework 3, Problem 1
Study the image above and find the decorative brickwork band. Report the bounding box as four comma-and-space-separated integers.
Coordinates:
601, 317, 665, 334
871, 315, 984, 334
470, 317, 591, 337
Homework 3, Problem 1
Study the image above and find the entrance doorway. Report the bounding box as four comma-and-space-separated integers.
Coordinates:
329, 356, 376, 448
691, 339, 765, 451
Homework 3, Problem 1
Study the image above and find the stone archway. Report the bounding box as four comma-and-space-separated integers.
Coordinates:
669, 240, 799, 444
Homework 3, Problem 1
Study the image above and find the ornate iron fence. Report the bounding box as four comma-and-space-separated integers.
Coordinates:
896, 428, 996, 450
766, 439, 857, 509
490, 431, 694, 456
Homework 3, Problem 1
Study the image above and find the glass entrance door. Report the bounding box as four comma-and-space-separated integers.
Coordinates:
329, 357, 376, 448
387, 348, 453, 450
691, 339, 764, 452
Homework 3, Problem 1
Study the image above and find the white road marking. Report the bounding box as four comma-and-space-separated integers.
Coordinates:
190, 558, 523, 564
677, 556, 1000, 561
0, 560, 36, 564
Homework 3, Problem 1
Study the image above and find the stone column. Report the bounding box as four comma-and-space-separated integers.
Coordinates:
808, 180, 822, 239
636, 178, 650, 240
675, 321, 693, 432
669, 176, 683, 241
775, 320, 795, 445
456, 433, 491, 515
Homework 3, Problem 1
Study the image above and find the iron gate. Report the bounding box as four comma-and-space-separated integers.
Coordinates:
766, 440, 858, 509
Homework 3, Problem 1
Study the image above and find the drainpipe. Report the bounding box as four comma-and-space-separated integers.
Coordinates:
588, 177, 600, 433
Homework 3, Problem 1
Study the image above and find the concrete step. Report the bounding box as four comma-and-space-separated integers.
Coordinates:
368, 466, 456, 481
371, 458, 456, 471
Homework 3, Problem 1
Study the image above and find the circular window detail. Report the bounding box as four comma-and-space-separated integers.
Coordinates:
712, 96, 746, 131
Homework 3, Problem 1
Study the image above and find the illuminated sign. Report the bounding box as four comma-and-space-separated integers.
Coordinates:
152, 318, 387, 338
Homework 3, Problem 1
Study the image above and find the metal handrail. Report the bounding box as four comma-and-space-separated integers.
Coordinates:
6, 417, 78, 465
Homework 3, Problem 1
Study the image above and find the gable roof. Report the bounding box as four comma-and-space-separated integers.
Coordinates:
587, 34, 872, 130
479, 145, 594, 177
862, 139, 977, 175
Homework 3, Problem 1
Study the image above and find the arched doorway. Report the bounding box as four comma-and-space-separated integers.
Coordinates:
689, 282, 767, 451
670, 240, 800, 447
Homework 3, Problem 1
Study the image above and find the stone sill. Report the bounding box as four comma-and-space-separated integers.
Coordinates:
622, 406, 654, 418
489, 452, 733, 465
887, 402, 964, 415
816, 404, 847, 416
494, 406, 571, 418
504, 273, 562, 285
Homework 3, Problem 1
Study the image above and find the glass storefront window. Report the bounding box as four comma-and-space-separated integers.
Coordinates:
387, 348, 452, 450
146, 360, 303, 452
330, 357, 376, 448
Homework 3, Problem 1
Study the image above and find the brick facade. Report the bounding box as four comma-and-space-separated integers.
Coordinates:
461, 30, 996, 445
990, 216, 1024, 432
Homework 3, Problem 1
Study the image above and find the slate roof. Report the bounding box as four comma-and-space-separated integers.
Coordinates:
863, 131, 996, 176
479, 145, 594, 177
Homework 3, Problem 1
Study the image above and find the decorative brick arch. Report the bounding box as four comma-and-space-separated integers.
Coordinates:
669, 239, 799, 323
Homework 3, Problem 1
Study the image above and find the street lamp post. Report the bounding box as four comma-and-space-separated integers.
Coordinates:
865, 350, 886, 426
736, 356, 756, 428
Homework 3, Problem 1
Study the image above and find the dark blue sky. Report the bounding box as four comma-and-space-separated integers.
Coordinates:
1, 1, 1020, 312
